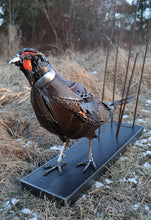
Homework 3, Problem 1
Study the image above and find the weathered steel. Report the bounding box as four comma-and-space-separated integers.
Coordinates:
122, 52, 140, 118
112, 22, 123, 103
10, 47, 134, 175
116, 0, 139, 137
117, 52, 140, 133
133, 28, 151, 126
111, 23, 123, 126
102, 28, 113, 101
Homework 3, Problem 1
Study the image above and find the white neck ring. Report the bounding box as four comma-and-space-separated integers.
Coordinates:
34, 69, 56, 88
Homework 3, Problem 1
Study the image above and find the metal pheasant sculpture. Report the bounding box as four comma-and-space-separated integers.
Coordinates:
9, 48, 133, 175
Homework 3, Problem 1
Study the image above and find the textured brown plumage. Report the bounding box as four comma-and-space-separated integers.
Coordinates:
9, 48, 133, 175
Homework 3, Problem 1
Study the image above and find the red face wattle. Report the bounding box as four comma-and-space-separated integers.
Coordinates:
21, 51, 37, 72
23, 59, 32, 71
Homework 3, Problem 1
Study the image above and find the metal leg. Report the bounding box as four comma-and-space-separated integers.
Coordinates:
98, 126, 101, 139
77, 139, 97, 172
43, 139, 69, 176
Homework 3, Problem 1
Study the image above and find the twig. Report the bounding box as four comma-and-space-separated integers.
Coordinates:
0, 120, 14, 136
34, 0, 64, 53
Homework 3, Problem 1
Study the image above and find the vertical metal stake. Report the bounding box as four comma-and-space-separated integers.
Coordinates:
116, 0, 139, 137
102, 28, 113, 102
111, 22, 123, 126
133, 28, 151, 126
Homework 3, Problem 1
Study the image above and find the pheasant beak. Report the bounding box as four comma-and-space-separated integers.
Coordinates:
9, 55, 21, 64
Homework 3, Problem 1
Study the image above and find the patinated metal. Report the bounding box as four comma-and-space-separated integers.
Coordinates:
116, 0, 139, 136
9, 48, 133, 175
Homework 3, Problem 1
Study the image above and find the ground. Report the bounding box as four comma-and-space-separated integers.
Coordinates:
0, 46, 151, 219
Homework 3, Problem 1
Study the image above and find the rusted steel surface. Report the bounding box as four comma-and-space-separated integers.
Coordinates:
116, 0, 139, 137
133, 28, 151, 126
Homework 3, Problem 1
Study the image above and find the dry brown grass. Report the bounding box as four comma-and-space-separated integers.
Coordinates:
0, 46, 151, 219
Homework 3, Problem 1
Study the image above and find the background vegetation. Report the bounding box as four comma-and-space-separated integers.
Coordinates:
0, 0, 151, 58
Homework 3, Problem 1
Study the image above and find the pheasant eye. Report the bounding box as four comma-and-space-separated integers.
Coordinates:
26, 54, 32, 59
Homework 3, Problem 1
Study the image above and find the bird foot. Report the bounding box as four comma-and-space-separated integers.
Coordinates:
43, 161, 67, 176
77, 157, 97, 172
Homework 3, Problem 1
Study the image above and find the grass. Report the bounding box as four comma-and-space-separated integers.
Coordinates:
0, 45, 151, 219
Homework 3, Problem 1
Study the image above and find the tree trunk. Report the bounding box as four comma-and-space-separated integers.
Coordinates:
8, 25, 21, 58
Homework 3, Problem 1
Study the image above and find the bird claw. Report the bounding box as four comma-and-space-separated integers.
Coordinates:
77, 157, 97, 172
43, 161, 67, 176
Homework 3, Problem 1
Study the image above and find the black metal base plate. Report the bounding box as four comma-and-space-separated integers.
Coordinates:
21, 122, 143, 206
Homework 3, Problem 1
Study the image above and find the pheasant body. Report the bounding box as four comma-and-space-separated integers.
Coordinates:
9, 48, 133, 175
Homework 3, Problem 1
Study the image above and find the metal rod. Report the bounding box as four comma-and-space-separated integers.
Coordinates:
133, 28, 151, 126
116, 0, 139, 137
112, 22, 123, 103
116, 52, 140, 133
102, 28, 113, 101
111, 23, 123, 126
